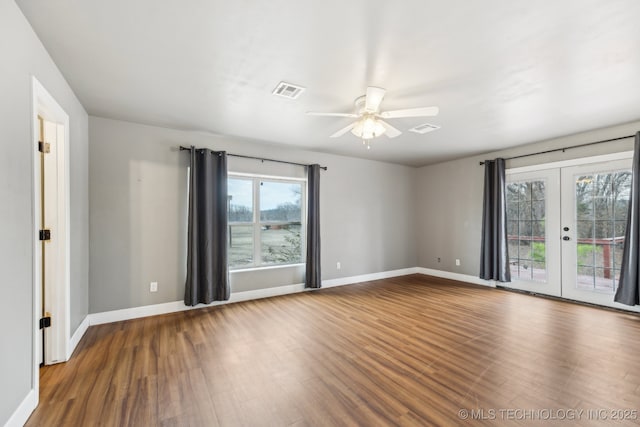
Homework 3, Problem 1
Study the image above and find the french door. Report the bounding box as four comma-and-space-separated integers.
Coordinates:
505, 157, 638, 311
505, 169, 562, 296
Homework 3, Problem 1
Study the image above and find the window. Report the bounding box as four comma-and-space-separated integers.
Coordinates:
228, 175, 305, 269
506, 180, 547, 282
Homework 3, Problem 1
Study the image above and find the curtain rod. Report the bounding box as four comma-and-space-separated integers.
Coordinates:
478, 134, 635, 166
179, 146, 327, 170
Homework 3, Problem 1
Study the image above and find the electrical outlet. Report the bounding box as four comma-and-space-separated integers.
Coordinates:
150, 281, 158, 292
437, 257, 441, 263
455, 259, 461, 266
336, 262, 341, 270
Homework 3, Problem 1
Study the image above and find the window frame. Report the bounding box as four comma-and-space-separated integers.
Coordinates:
228, 172, 307, 270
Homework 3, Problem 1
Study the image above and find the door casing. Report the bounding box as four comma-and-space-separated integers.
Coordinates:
31, 77, 71, 400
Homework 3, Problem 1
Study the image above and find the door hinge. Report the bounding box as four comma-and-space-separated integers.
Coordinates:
39, 316, 51, 329
39, 229, 51, 241
38, 141, 50, 153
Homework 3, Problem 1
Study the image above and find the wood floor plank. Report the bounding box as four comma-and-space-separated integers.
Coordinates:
26, 274, 640, 426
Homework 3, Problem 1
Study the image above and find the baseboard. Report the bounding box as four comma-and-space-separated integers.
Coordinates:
322, 267, 419, 288
416, 267, 496, 288
88, 268, 420, 326
4, 389, 36, 427
67, 315, 90, 359
89, 300, 191, 325
87, 267, 493, 326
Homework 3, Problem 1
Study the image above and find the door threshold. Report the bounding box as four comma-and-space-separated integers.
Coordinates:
496, 285, 640, 316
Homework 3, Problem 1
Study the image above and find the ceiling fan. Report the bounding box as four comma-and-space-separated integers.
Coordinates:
306, 86, 439, 149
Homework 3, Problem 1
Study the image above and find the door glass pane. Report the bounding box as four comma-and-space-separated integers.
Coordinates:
531, 181, 545, 201
507, 179, 547, 282
576, 176, 594, 219
574, 170, 631, 294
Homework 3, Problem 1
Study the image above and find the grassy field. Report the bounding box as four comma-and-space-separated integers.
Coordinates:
229, 224, 302, 267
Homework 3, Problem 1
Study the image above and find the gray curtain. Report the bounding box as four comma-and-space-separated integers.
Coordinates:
615, 132, 640, 306
306, 164, 321, 288
185, 148, 230, 305
479, 158, 511, 282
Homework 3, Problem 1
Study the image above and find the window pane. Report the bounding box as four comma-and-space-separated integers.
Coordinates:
260, 181, 302, 222
594, 220, 613, 239
595, 268, 614, 293
531, 181, 545, 201
532, 221, 545, 238
531, 240, 545, 262
506, 179, 546, 283
509, 262, 519, 279
531, 201, 545, 221
577, 266, 595, 289
519, 220, 532, 236
229, 225, 253, 267
518, 239, 531, 260
532, 261, 546, 282
614, 239, 625, 269
577, 243, 596, 267
522, 182, 532, 201
615, 172, 631, 220
594, 198, 612, 220
576, 220, 594, 240
576, 176, 594, 220
228, 178, 253, 222
506, 199, 519, 221
518, 202, 532, 220
261, 224, 303, 265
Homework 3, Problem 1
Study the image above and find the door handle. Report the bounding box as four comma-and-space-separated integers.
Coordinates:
562, 236, 570, 241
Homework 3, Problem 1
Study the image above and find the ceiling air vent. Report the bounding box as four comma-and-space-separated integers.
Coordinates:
272, 81, 305, 99
409, 123, 441, 134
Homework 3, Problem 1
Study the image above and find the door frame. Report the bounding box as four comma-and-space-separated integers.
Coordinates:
31, 76, 71, 395
506, 150, 640, 313
507, 151, 633, 174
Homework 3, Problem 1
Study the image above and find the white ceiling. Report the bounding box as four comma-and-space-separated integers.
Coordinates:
17, 0, 640, 166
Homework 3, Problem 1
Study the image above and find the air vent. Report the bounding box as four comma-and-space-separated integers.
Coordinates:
272, 81, 305, 99
409, 123, 441, 134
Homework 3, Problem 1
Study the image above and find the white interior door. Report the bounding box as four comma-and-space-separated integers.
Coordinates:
504, 169, 562, 296
560, 159, 636, 309
42, 120, 59, 364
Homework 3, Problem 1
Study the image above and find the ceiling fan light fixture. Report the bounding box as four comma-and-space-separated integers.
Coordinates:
351, 116, 386, 140
306, 85, 439, 142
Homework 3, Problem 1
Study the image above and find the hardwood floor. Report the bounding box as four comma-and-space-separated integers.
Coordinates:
27, 274, 640, 426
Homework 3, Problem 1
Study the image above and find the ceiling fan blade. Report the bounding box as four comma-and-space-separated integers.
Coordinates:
379, 120, 402, 138
365, 86, 386, 112
380, 106, 439, 119
330, 122, 356, 138
306, 112, 358, 118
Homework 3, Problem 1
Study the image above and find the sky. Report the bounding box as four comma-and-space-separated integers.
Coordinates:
228, 178, 301, 210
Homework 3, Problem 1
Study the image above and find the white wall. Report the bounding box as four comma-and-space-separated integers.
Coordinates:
415, 120, 640, 276
89, 117, 417, 312
0, 0, 89, 424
